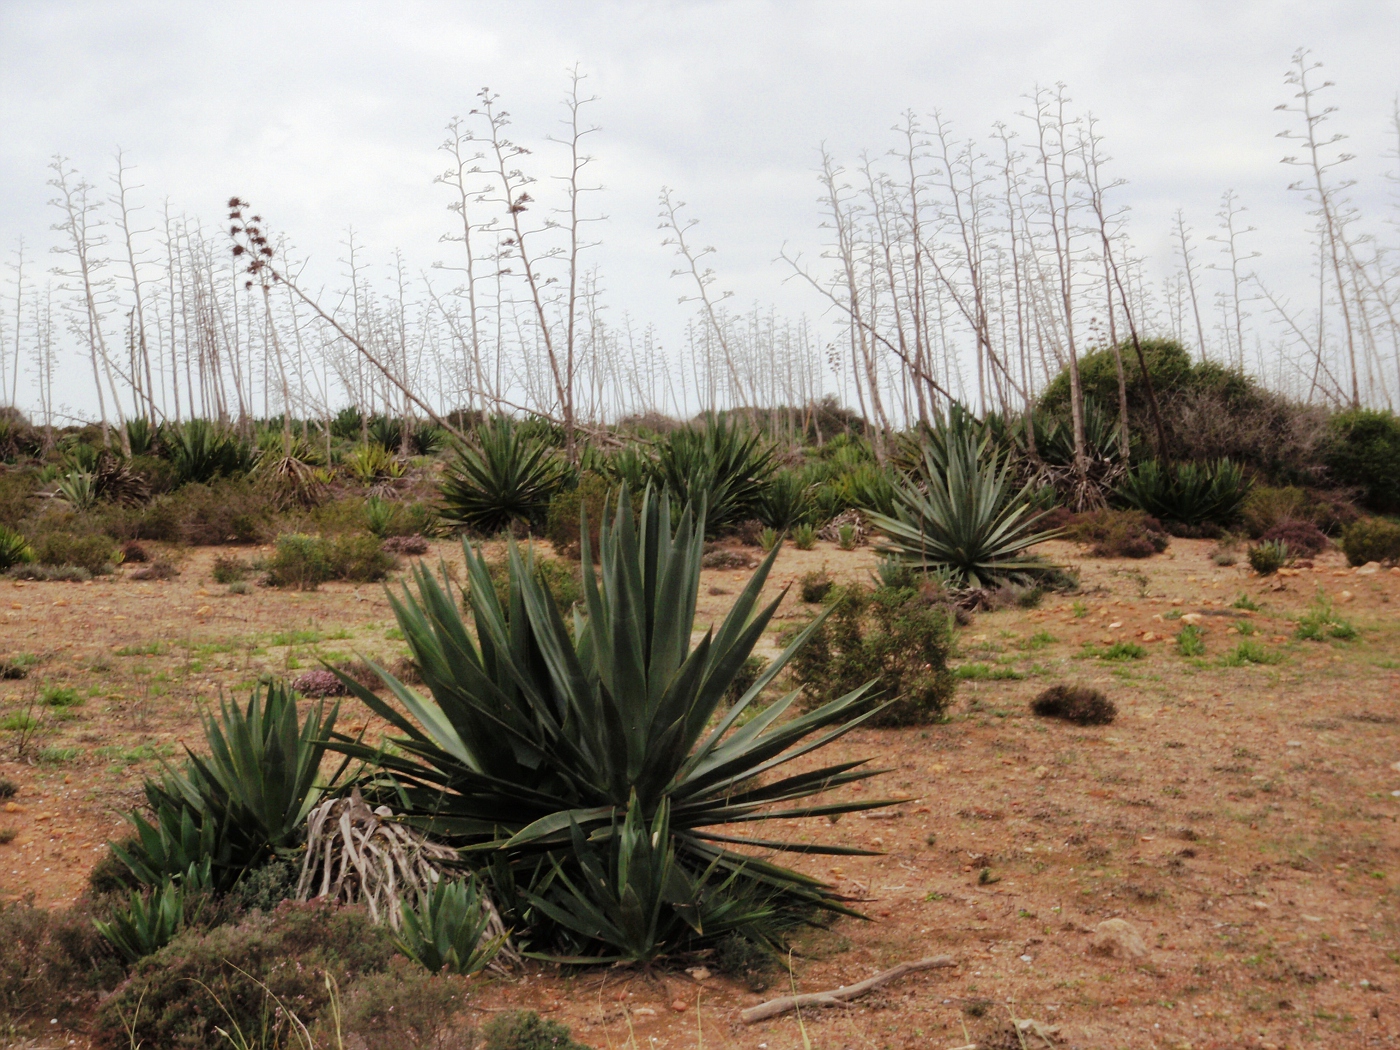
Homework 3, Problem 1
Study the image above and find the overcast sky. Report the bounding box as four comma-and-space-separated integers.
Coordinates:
2, 0, 1398, 409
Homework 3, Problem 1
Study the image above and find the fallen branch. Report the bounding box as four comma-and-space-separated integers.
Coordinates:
740, 955, 956, 1024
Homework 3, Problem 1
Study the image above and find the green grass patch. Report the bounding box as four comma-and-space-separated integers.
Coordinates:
955, 662, 1026, 681
1222, 640, 1284, 666
37, 746, 79, 765
114, 642, 167, 657
1175, 624, 1206, 657
1295, 595, 1358, 642
1232, 593, 1261, 612
268, 629, 323, 647
0, 711, 38, 732
40, 685, 82, 708
1018, 630, 1057, 651
1081, 641, 1147, 661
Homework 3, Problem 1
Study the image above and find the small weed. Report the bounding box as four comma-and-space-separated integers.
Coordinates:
955, 662, 1025, 681
1082, 640, 1146, 661
115, 641, 166, 657
1222, 640, 1283, 666
40, 685, 82, 708
268, 629, 322, 647
0, 778, 17, 798
1175, 624, 1206, 657
977, 867, 1001, 885
1232, 593, 1261, 612
37, 746, 79, 765
1295, 594, 1357, 642
1018, 630, 1057, 651
0, 828, 15, 844
1072, 601, 1088, 618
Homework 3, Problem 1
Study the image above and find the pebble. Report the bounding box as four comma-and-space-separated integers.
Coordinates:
1090, 918, 1148, 959
1287, 741, 1302, 747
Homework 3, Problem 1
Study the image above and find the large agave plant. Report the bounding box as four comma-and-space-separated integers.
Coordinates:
871, 431, 1060, 588
652, 415, 776, 535
756, 470, 813, 530
438, 417, 568, 534
1116, 458, 1250, 528
55, 469, 99, 511
0, 525, 34, 571
331, 488, 893, 961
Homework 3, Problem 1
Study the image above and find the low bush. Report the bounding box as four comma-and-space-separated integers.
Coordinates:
33, 531, 114, 574
789, 584, 956, 726
6, 563, 91, 582
172, 477, 275, 545
1340, 517, 1400, 566
0, 896, 125, 1029
92, 903, 396, 1049
1295, 594, 1358, 642
476, 549, 582, 611
723, 655, 768, 705
291, 669, 349, 697
1175, 624, 1206, 656
1325, 408, 1400, 512
1259, 519, 1327, 557
211, 554, 250, 583
792, 523, 817, 550
265, 533, 396, 590
1030, 684, 1116, 725
479, 1011, 591, 1050
1063, 509, 1169, 558
0, 524, 33, 571
799, 569, 833, 603
308, 962, 470, 1050
382, 534, 430, 556
545, 473, 612, 559
119, 539, 149, 563
129, 557, 179, 581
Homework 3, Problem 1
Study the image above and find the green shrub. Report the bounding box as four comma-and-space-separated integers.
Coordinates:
1062, 508, 1169, 558
93, 877, 198, 962
1029, 684, 1116, 725
1247, 539, 1290, 575
33, 532, 115, 574
1240, 485, 1312, 537
1259, 519, 1327, 557
40, 685, 81, 708
211, 555, 249, 584
170, 477, 274, 545
93, 903, 395, 1049
723, 655, 768, 705
0, 897, 125, 1028
309, 962, 468, 1050
265, 533, 394, 589
480, 1011, 590, 1050
545, 473, 613, 559
789, 584, 956, 726
1222, 639, 1283, 666
477, 548, 583, 612
799, 569, 833, 603
1326, 408, 1400, 512
792, 523, 817, 550
1340, 517, 1400, 566
1093, 641, 1146, 661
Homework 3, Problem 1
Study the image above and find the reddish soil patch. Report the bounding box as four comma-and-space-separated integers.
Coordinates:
2, 536, 1398, 1048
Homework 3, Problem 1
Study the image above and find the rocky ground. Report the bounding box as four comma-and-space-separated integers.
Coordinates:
1, 535, 1398, 1049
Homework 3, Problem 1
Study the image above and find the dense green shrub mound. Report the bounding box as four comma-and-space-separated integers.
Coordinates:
1340, 518, 1400, 566
1057, 508, 1169, 558
93, 903, 396, 1050
34, 531, 115, 574
790, 583, 957, 727
546, 472, 613, 559
1325, 408, 1400, 513
264, 532, 396, 589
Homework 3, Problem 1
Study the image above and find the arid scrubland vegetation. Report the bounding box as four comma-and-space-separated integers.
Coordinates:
0, 50, 1399, 1050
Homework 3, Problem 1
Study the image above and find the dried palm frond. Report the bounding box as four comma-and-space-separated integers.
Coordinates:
296, 789, 517, 968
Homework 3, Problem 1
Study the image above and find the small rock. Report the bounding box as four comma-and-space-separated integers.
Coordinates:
1181, 612, 1203, 625
686, 966, 712, 981
3, 802, 22, 813
1339, 590, 1354, 603
631, 1006, 656, 1018
670, 999, 688, 1012
1391, 761, 1400, 773
1034, 765, 1049, 779
1251, 900, 1269, 910
1015, 1018, 1062, 1042
1090, 917, 1149, 959
195, 604, 212, 617
1356, 562, 1381, 575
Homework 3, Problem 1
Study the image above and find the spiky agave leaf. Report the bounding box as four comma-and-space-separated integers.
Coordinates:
869, 430, 1060, 588
329, 485, 897, 958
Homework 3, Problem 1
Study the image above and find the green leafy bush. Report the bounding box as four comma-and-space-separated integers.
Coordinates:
1222, 639, 1283, 666
211, 555, 249, 584
1116, 459, 1250, 533
171, 477, 274, 545
799, 569, 832, 603
545, 473, 614, 559
33, 532, 115, 574
872, 431, 1058, 586
476, 548, 582, 612
264, 533, 395, 589
93, 903, 395, 1050
789, 584, 956, 726
309, 962, 469, 1050
1325, 408, 1400, 512
1061, 508, 1169, 558
480, 1011, 590, 1050
1340, 517, 1400, 566
329, 490, 890, 962
1029, 685, 1116, 725
439, 418, 568, 534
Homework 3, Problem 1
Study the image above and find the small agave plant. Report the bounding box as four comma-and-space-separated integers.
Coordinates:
333, 486, 896, 962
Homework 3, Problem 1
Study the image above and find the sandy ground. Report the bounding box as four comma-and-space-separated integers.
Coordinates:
2, 535, 1398, 1049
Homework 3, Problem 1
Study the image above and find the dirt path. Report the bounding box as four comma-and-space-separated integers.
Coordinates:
2, 536, 1398, 1048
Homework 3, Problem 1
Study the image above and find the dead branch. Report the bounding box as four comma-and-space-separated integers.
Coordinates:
739, 955, 955, 1024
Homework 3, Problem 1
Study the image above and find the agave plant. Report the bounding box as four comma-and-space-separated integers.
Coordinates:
871, 430, 1060, 588
346, 442, 407, 485
56, 469, 99, 511
394, 876, 509, 975
756, 470, 812, 530
331, 489, 894, 961
1116, 458, 1250, 528
438, 417, 568, 534
94, 870, 206, 962
652, 416, 776, 537
125, 417, 158, 457
114, 682, 345, 890
255, 432, 328, 508
367, 414, 405, 452
0, 525, 34, 571
168, 420, 256, 485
